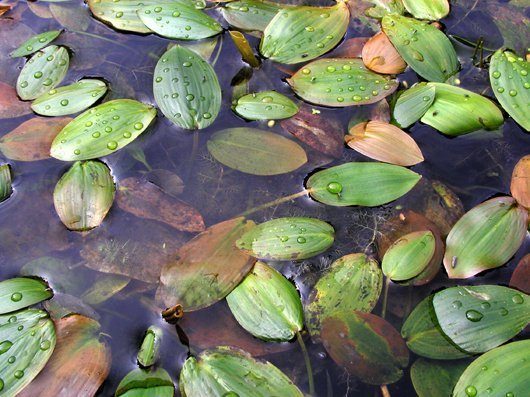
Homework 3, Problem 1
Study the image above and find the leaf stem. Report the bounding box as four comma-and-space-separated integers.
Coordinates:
296, 330, 315, 396
239, 189, 310, 217
380, 385, 391, 397
381, 277, 391, 319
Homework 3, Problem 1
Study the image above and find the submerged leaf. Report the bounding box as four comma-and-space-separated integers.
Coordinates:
115, 368, 174, 397
207, 128, 307, 175
0, 278, 52, 314
287, 58, 398, 107
221, 0, 288, 32
154, 45, 221, 130
402, 0, 450, 21
0, 82, 32, 119
233, 91, 299, 121
392, 83, 435, 128
10, 30, 62, 58
443, 197, 528, 279
50, 99, 156, 161
362, 31, 406, 74
411, 358, 469, 397
306, 162, 421, 207
137, 326, 162, 368
0, 164, 13, 203
511, 154, 530, 208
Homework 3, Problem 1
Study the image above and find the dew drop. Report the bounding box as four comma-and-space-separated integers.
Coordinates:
20, 81, 28, 88
183, 61, 192, 67
0, 341, 13, 354
7, 356, 15, 364
133, 122, 144, 130
512, 294, 524, 304
60, 99, 69, 106
107, 141, 118, 150
172, 11, 181, 17
33, 71, 43, 79
40, 340, 51, 351
261, 96, 273, 103
43, 78, 53, 86
297, 236, 306, 244
279, 236, 289, 242
452, 300, 462, 309
155, 76, 163, 83
465, 310, 483, 322
10, 293, 22, 302
14, 370, 24, 379
509, 90, 517, 97
123, 131, 132, 138
74, 149, 81, 155
92, 132, 101, 138
492, 71, 501, 79
203, 112, 212, 119
326, 66, 336, 73
465, 386, 477, 397
480, 302, 491, 309
326, 182, 342, 194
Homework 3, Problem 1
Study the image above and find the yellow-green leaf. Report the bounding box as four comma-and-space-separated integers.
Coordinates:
402, 0, 450, 21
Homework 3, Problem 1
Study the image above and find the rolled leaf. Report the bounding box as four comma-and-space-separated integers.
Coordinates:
11, 30, 62, 58
511, 154, 530, 208
227, 261, 303, 341
53, 161, 115, 231
179, 346, 303, 397
50, 99, 156, 161
0, 164, 13, 203
236, 217, 335, 261
260, 2, 350, 64
490, 50, 530, 131
207, 128, 307, 175
392, 83, 435, 128
305, 253, 382, 338
116, 368, 174, 397
221, 0, 288, 32
443, 197, 528, 279
432, 285, 530, 353
233, 91, 299, 121
0, 278, 53, 314
154, 45, 221, 130
287, 58, 398, 107
31, 79, 108, 116
137, 326, 162, 368
402, 0, 450, 21
362, 31, 406, 74
382, 14, 459, 82
411, 358, 469, 397
453, 340, 530, 397
346, 121, 424, 166
16, 45, 69, 100
306, 162, 421, 207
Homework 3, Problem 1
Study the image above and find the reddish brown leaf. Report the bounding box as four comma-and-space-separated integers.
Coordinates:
511, 154, 530, 208
510, 254, 530, 294
0, 5, 11, 16
362, 31, 407, 75
0, 81, 32, 119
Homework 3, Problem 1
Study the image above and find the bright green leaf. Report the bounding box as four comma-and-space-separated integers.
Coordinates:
402, 0, 450, 21
234, 91, 299, 121
411, 358, 469, 397
0, 164, 12, 203
137, 326, 162, 368
0, 278, 53, 315
392, 82, 435, 128
116, 368, 174, 397
11, 30, 62, 58
222, 0, 289, 32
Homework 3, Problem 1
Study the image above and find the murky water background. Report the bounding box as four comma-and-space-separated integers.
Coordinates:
0, 0, 529, 395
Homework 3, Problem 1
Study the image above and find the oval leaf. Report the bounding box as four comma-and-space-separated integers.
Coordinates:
221, 0, 287, 32
116, 368, 174, 397
154, 45, 221, 130
411, 358, 469, 397
207, 128, 307, 176
402, 0, 450, 21
11, 30, 62, 58
443, 196, 528, 279
234, 91, 299, 121
0, 164, 13, 203
0, 278, 53, 314
392, 82, 435, 128
362, 31, 406, 74
511, 154, 530, 208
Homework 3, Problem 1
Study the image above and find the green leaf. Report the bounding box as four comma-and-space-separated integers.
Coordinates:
401, 295, 472, 360
421, 83, 504, 136
207, 128, 307, 175
411, 358, 469, 397
50, 99, 156, 161
443, 196, 528, 279
306, 162, 421, 207
233, 91, 299, 121
53, 161, 115, 231
402, 0, 449, 21
382, 230, 435, 281
31, 79, 108, 116
0, 164, 12, 203
153, 45, 221, 130
80, 274, 130, 306
260, 2, 350, 64
382, 14, 459, 82
179, 346, 303, 397
453, 340, 530, 397
392, 83, 435, 128
365, 0, 405, 19
305, 253, 382, 338
10, 30, 62, 58
227, 262, 303, 342
137, 326, 162, 368
0, 278, 53, 314
432, 285, 530, 354
116, 368, 174, 397
0, 309, 56, 396
138, 4, 222, 40
236, 217, 335, 261
221, 0, 288, 32
287, 58, 398, 107
490, 49, 530, 131
16, 45, 69, 100
321, 311, 409, 385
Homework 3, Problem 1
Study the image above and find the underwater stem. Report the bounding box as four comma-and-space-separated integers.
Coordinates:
239, 189, 310, 217
296, 330, 315, 396
380, 385, 391, 397
381, 277, 391, 319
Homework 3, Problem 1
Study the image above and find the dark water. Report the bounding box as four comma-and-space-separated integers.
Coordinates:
0, 0, 529, 396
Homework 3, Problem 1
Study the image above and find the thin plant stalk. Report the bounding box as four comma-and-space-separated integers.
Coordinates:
239, 189, 310, 217
381, 277, 391, 319
296, 330, 315, 396
380, 385, 391, 397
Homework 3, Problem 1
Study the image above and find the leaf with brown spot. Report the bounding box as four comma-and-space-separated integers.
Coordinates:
0, 81, 32, 119
362, 31, 406, 74
117, 177, 204, 233
510, 254, 530, 294
511, 154, 530, 208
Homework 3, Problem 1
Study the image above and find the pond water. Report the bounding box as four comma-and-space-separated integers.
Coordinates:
0, 0, 529, 396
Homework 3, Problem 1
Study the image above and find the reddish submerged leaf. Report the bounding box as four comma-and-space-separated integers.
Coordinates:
0, 81, 32, 119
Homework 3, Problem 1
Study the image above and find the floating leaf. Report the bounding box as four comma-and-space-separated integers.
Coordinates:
321, 311, 409, 385
411, 358, 469, 397
0, 164, 13, 203
0, 82, 32, 119
287, 58, 398, 107
443, 197, 528, 279
233, 91, 299, 121
221, 0, 288, 32
453, 340, 530, 397
432, 285, 530, 354
154, 45, 221, 130
420, 83, 504, 135
402, 0, 450, 21
401, 295, 471, 360
0, 278, 52, 314
0, 117, 71, 161
346, 121, 424, 166
236, 217, 334, 261
362, 31, 406, 74
31, 79, 108, 116
305, 253, 382, 338
10, 30, 62, 58
53, 161, 115, 231
306, 162, 421, 207
490, 51, 530, 131
179, 346, 303, 397
51, 99, 156, 161
0, 309, 56, 396
392, 83, 435, 128
16, 45, 69, 100
18, 314, 110, 397
116, 368, 174, 397
382, 14, 459, 82
156, 217, 256, 311
365, 0, 405, 19
207, 128, 307, 176
137, 326, 162, 368
510, 254, 530, 294
138, 4, 222, 40
511, 154, 530, 208
260, 2, 350, 64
